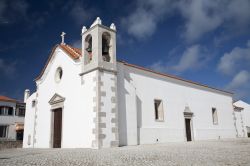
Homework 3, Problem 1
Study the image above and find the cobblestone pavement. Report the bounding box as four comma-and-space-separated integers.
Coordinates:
0, 139, 250, 166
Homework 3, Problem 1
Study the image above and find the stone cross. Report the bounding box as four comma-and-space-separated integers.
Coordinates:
61, 32, 66, 45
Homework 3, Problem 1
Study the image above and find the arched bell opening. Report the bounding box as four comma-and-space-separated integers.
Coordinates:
102, 32, 111, 62
85, 34, 92, 64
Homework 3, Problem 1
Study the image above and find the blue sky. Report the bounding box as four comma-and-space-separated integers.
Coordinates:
0, 0, 250, 103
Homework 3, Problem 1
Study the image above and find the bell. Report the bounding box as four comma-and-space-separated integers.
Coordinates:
86, 46, 92, 52
102, 45, 109, 54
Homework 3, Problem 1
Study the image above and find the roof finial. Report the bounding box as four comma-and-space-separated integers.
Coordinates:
110, 23, 116, 31
61, 32, 66, 45
90, 17, 102, 28
82, 26, 87, 34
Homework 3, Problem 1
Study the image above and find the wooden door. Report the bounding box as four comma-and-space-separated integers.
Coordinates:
185, 119, 192, 141
53, 108, 62, 148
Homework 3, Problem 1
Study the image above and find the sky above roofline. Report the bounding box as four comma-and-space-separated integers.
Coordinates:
0, 0, 250, 103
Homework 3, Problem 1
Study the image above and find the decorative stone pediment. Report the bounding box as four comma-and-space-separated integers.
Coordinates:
49, 93, 65, 105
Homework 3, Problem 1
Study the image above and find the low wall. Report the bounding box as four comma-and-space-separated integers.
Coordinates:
0, 140, 23, 150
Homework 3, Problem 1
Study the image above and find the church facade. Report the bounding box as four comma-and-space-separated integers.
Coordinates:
23, 18, 236, 149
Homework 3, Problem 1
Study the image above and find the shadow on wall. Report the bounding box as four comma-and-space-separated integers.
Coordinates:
118, 67, 143, 146
136, 95, 142, 145
118, 71, 128, 146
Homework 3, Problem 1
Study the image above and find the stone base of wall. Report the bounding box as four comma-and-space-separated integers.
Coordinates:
0, 140, 23, 150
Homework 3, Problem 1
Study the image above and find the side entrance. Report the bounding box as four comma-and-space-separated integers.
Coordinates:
185, 118, 192, 141
183, 109, 194, 142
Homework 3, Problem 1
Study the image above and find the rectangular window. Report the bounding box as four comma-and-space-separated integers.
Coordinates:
32, 100, 36, 107
154, 99, 164, 121
7, 107, 13, 115
0, 126, 7, 138
0, 106, 14, 116
212, 108, 218, 125
18, 108, 25, 116
0, 107, 4, 115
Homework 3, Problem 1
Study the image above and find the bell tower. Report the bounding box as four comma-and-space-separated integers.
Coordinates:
81, 17, 117, 73
80, 17, 119, 149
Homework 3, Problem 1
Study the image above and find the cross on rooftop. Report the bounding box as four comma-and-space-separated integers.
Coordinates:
61, 32, 66, 45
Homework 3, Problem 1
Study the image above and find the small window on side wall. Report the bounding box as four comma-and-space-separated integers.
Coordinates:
32, 100, 36, 108
154, 99, 164, 121
212, 108, 218, 125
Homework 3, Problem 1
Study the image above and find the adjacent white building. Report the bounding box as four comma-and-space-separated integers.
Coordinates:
0, 95, 25, 140
233, 100, 250, 138
23, 18, 237, 149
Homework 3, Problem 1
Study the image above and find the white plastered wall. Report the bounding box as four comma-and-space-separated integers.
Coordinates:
23, 47, 96, 148
234, 100, 250, 137
117, 62, 236, 146
23, 93, 36, 147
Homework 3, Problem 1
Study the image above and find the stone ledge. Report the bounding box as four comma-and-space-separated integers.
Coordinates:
0, 140, 23, 150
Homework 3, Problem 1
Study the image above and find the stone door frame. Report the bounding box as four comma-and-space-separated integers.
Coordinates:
48, 93, 65, 148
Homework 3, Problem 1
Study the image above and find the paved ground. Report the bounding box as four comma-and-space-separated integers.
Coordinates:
0, 139, 250, 166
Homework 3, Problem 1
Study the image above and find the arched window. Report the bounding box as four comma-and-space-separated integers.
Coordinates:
55, 67, 63, 83
102, 32, 111, 62
85, 34, 92, 63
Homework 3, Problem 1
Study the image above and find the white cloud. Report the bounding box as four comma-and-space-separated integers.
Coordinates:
123, 0, 250, 42
122, 0, 173, 40
125, 10, 156, 39
68, 1, 96, 25
72, 40, 81, 48
172, 45, 207, 72
177, 0, 222, 42
218, 40, 250, 101
177, 0, 250, 42
150, 61, 169, 73
150, 45, 208, 73
247, 40, 250, 47
0, 0, 29, 25
226, 70, 250, 100
0, 58, 17, 78
218, 41, 250, 75
226, 70, 250, 90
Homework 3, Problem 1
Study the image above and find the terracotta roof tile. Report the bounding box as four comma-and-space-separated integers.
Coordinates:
59, 44, 81, 59
0, 95, 17, 102
35, 44, 81, 81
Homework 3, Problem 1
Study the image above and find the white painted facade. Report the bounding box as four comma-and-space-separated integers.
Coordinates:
0, 99, 25, 140
117, 63, 236, 145
233, 100, 250, 137
23, 18, 237, 149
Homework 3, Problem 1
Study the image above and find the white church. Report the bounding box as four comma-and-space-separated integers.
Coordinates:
23, 18, 243, 149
